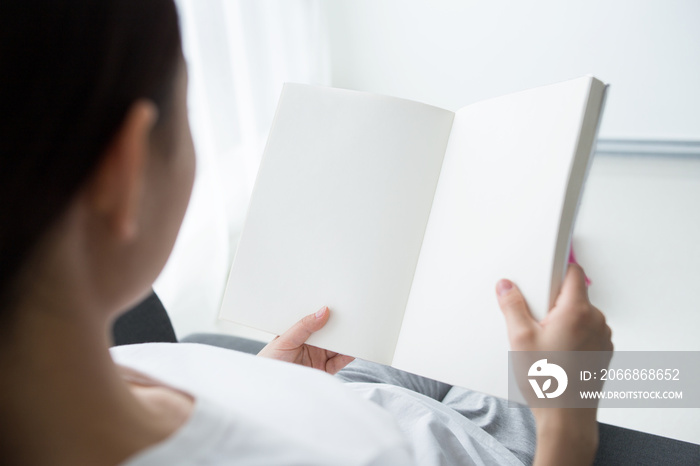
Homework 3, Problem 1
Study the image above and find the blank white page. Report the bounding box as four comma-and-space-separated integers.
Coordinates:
220, 84, 454, 364
392, 78, 596, 394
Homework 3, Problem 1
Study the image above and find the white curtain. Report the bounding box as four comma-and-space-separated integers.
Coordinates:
155, 0, 331, 337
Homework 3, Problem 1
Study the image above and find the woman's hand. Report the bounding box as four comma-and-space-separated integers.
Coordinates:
496, 264, 613, 354
495, 264, 613, 466
257, 306, 354, 375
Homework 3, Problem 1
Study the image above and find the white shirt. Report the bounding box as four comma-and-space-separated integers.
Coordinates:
112, 343, 524, 465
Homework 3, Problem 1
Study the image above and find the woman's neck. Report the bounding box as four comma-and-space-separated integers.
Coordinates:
0, 300, 190, 466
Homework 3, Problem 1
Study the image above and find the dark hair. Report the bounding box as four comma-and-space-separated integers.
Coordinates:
0, 0, 182, 314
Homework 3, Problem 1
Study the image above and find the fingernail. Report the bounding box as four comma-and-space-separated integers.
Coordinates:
315, 306, 327, 319
568, 246, 591, 285
496, 280, 513, 297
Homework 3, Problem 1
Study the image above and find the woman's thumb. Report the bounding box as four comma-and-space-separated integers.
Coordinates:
277, 306, 330, 348
496, 280, 537, 347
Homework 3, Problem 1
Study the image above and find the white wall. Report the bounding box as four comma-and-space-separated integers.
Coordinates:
324, 0, 700, 443
324, 0, 700, 139
575, 154, 700, 444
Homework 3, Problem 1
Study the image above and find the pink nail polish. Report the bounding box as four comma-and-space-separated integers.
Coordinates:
568, 246, 592, 286
496, 280, 513, 297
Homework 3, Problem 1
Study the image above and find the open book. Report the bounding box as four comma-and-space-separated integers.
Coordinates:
220, 76, 607, 396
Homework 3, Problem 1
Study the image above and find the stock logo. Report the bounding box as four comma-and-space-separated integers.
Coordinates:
528, 359, 568, 399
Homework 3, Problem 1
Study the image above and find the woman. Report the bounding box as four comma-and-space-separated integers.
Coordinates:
0, 1, 612, 464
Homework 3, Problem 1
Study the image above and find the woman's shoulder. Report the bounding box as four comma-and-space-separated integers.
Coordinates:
112, 342, 414, 466
110, 341, 359, 402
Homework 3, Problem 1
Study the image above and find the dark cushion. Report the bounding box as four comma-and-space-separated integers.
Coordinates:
594, 421, 699, 465
111, 291, 177, 346
181, 332, 266, 354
